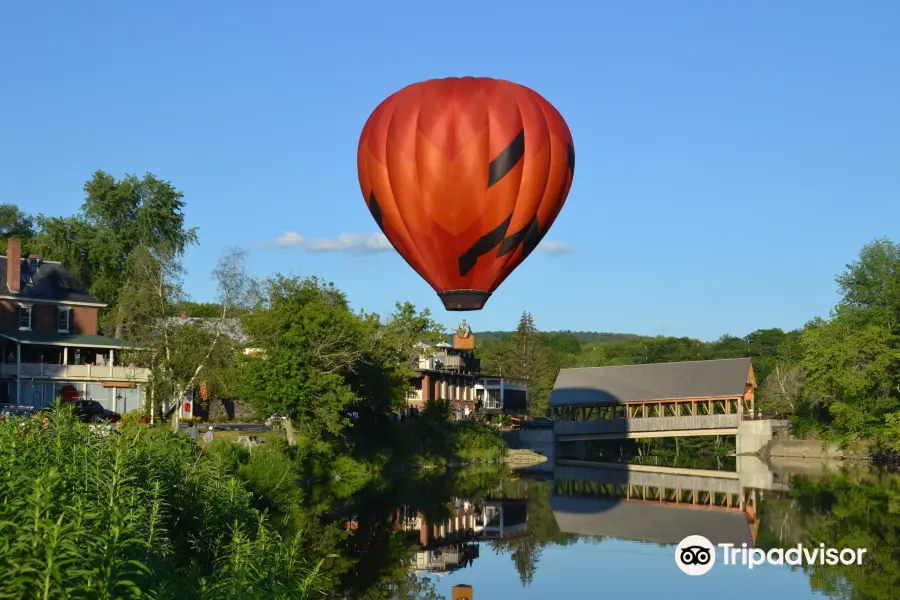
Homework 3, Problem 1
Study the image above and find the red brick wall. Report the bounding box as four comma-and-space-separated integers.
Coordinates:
0, 301, 16, 330
72, 306, 99, 335
0, 301, 99, 335
33, 304, 55, 332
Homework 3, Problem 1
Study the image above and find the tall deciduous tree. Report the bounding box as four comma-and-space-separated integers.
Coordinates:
34, 171, 198, 337
118, 245, 250, 429
240, 280, 441, 446
0, 203, 35, 252
797, 238, 900, 440
239, 276, 372, 446
758, 362, 805, 415
835, 238, 900, 331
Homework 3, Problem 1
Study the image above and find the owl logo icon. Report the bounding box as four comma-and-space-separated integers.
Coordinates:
675, 535, 716, 575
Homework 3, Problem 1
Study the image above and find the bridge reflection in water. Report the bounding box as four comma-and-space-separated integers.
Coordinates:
551, 457, 788, 547
382, 458, 788, 592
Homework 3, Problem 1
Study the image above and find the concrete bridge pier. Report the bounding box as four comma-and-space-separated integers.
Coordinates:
516, 428, 556, 463
736, 419, 787, 455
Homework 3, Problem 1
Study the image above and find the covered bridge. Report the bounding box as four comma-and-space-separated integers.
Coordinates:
548, 358, 757, 440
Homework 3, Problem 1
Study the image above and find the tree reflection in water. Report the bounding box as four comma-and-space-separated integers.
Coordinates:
286, 464, 899, 599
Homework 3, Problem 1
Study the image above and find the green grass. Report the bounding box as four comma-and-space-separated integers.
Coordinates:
200, 428, 285, 447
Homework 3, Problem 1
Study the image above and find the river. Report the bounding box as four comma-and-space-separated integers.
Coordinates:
310, 457, 898, 599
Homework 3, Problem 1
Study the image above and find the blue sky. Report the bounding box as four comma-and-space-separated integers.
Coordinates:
1, 1, 898, 341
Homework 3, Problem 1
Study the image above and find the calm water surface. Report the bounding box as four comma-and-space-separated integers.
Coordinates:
326, 457, 898, 599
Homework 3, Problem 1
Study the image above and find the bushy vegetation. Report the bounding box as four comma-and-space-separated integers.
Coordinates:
0, 407, 327, 600
394, 399, 507, 467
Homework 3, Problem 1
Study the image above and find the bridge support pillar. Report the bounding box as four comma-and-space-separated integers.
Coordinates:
737, 419, 782, 455
517, 428, 556, 464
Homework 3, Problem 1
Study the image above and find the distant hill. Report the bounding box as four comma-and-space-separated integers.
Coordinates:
452, 330, 641, 344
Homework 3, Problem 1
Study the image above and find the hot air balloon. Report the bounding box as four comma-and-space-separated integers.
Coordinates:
357, 77, 575, 311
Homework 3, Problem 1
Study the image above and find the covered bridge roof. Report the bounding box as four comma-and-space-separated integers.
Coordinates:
549, 358, 753, 407
551, 496, 754, 547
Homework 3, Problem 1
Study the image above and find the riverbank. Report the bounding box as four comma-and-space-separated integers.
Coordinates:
762, 438, 900, 472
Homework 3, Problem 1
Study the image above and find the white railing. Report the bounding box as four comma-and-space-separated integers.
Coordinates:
0, 363, 150, 382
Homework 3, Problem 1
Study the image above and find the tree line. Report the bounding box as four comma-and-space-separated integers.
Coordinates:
7, 170, 899, 452
476, 239, 900, 451
2, 170, 504, 466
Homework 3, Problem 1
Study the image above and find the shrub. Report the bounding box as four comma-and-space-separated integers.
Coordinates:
120, 409, 148, 425
238, 445, 302, 510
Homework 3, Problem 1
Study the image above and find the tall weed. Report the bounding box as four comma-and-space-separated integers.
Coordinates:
0, 407, 327, 599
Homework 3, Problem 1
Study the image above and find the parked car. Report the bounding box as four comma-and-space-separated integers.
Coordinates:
0, 404, 36, 421
66, 400, 121, 423
519, 416, 554, 429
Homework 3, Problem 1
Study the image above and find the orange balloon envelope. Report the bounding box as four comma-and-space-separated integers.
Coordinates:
357, 76, 575, 310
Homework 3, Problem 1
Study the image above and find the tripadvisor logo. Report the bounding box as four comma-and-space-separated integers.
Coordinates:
675, 535, 868, 575
675, 535, 716, 576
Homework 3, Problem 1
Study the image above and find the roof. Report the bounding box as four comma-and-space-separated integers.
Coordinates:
549, 358, 753, 407
0, 330, 130, 348
0, 256, 104, 305
551, 496, 754, 546
165, 316, 249, 345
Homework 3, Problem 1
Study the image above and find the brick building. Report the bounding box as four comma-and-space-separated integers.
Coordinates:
405, 321, 529, 419
0, 238, 149, 411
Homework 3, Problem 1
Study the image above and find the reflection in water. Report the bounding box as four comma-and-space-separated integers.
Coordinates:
325, 460, 898, 599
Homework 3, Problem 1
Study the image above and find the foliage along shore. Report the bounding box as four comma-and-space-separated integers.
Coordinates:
0, 404, 510, 599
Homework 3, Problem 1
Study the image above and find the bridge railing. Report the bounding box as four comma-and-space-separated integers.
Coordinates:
555, 413, 741, 437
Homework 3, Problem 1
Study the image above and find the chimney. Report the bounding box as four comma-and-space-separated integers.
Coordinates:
7, 238, 20, 294
452, 585, 473, 600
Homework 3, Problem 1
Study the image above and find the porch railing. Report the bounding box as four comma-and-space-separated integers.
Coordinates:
0, 362, 150, 382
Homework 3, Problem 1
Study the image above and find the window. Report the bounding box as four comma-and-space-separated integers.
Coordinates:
57, 307, 72, 333
18, 304, 32, 330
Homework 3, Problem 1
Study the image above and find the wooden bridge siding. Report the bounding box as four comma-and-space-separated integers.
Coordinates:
552, 396, 744, 421
554, 414, 741, 437
553, 479, 743, 511
554, 464, 744, 495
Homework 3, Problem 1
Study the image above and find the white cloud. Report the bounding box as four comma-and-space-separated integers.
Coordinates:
260, 232, 393, 254
537, 241, 573, 255
262, 232, 572, 256
261, 231, 306, 248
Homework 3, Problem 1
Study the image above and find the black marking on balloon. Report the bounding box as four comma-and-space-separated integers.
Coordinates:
458, 215, 512, 277
368, 191, 383, 231
488, 130, 525, 188
521, 218, 544, 258
497, 216, 539, 258
567, 143, 575, 178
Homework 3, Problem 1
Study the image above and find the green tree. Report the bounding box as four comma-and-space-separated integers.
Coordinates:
758, 362, 804, 415
800, 313, 900, 437
0, 203, 35, 252
796, 238, 900, 441
835, 237, 900, 330
118, 245, 250, 429
34, 171, 198, 337
511, 311, 537, 378
239, 276, 373, 446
